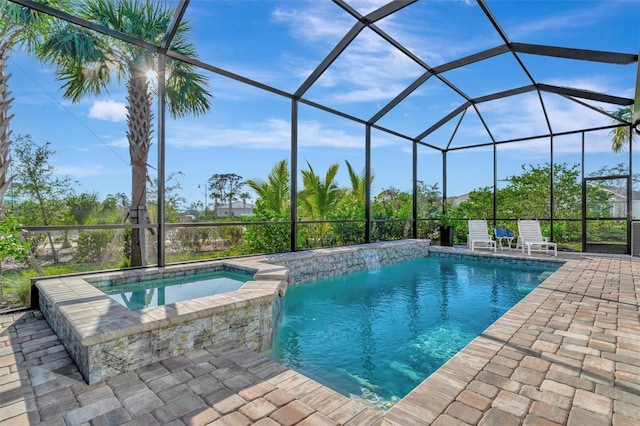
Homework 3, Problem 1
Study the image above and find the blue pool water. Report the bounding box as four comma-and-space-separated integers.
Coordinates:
266, 256, 557, 409
97, 270, 252, 311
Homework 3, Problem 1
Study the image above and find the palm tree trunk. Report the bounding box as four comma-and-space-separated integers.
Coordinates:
0, 28, 17, 204
127, 72, 152, 267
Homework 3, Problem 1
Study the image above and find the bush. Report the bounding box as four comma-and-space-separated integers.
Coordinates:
170, 227, 213, 253
219, 225, 244, 246
75, 230, 114, 263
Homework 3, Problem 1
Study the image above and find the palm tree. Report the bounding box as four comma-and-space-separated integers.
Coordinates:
344, 159, 373, 203
239, 192, 250, 208
610, 106, 635, 152
40, 0, 211, 266
246, 159, 290, 216
298, 161, 342, 246
0, 1, 70, 214
245, 160, 291, 253
299, 161, 342, 220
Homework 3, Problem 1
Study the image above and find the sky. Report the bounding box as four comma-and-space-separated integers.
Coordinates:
5, 0, 639, 211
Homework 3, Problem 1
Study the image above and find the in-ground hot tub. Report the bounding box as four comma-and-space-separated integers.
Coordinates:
35, 259, 288, 384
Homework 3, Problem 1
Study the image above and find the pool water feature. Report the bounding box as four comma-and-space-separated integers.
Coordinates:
96, 270, 252, 310
267, 255, 559, 410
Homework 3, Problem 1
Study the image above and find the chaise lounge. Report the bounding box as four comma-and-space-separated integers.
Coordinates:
516, 219, 557, 256
467, 219, 497, 252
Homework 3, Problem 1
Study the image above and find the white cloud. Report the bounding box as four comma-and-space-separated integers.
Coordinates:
437, 85, 621, 155
103, 137, 129, 148
166, 118, 404, 151
271, 1, 425, 104
89, 100, 127, 122
506, 3, 612, 40
55, 164, 124, 178
272, 2, 353, 43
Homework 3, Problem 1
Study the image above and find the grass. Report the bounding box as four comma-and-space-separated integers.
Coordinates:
0, 246, 247, 309
1, 262, 115, 309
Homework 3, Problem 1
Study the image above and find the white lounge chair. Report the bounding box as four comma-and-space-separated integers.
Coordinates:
467, 220, 497, 252
516, 220, 557, 256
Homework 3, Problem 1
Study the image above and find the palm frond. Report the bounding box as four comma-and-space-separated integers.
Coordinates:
609, 106, 634, 153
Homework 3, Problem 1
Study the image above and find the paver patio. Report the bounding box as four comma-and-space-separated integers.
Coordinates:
1, 250, 639, 425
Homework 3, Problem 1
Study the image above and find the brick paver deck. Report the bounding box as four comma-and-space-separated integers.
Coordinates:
1, 251, 639, 425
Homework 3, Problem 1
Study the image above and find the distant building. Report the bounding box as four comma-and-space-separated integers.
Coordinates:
215, 201, 255, 217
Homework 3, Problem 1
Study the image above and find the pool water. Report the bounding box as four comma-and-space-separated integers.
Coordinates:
97, 270, 252, 311
266, 256, 557, 409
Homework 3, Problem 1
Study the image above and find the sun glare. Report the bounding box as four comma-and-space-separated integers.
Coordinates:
145, 69, 158, 83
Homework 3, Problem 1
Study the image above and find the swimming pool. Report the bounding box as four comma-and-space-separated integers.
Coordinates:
266, 255, 558, 409
95, 270, 253, 310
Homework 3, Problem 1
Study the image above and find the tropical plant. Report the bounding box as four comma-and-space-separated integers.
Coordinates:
610, 106, 635, 152
245, 159, 290, 216
238, 192, 251, 208
370, 186, 413, 242
39, 0, 212, 266
331, 160, 372, 245
245, 159, 291, 253
0, 0, 71, 211
298, 161, 342, 220
433, 199, 462, 229
68, 192, 99, 225
344, 160, 371, 203
298, 161, 343, 247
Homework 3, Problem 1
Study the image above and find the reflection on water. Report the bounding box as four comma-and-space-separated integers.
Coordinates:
97, 271, 251, 310
266, 257, 557, 410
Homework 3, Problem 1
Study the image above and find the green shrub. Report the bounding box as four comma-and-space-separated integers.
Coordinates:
75, 230, 113, 262
171, 227, 212, 253
219, 225, 244, 246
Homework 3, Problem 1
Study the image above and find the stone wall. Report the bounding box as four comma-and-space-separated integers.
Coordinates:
266, 240, 431, 285
87, 301, 274, 383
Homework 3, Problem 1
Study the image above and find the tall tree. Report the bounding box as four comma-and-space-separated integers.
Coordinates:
224, 173, 244, 216
207, 173, 244, 216
40, 0, 211, 266
239, 192, 250, 208
610, 106, 635, 152
148, 170, 185, 222
13, 135, 73, 263
0, 0, 70, 213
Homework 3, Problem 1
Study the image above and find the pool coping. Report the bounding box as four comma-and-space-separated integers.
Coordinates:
383, 253, 580, 423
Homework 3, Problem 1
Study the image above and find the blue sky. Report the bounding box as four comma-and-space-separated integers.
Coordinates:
6, 0, 639, 210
